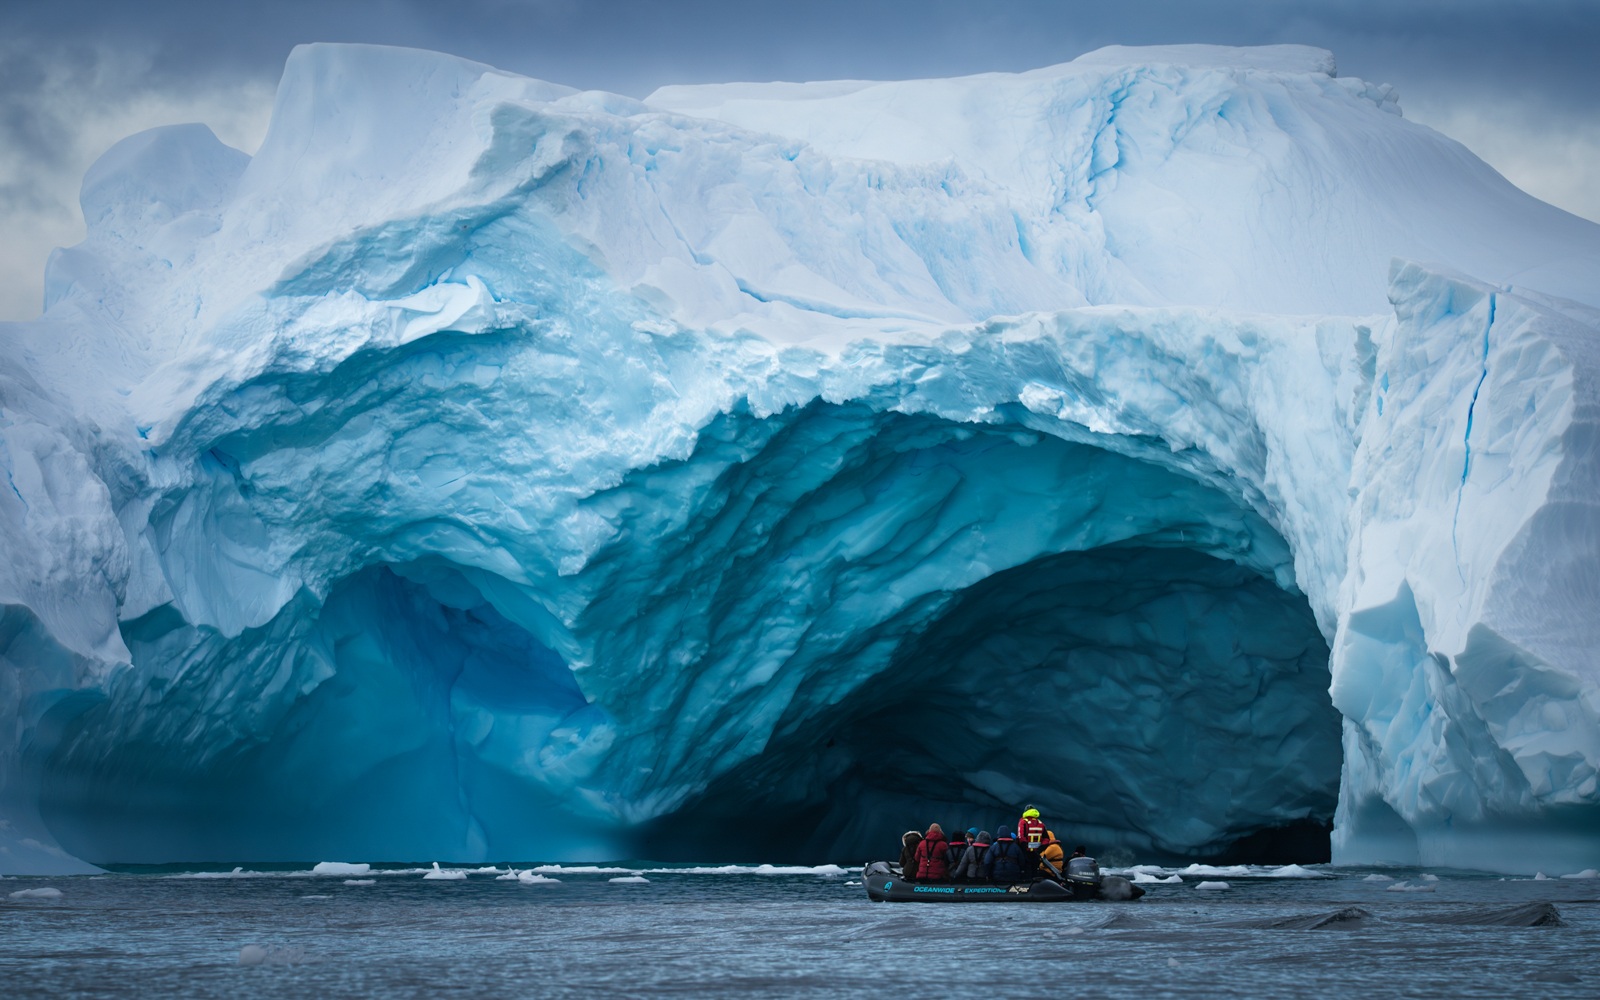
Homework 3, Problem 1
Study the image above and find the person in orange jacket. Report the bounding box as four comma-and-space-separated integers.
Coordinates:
1039, 830, 1066, 878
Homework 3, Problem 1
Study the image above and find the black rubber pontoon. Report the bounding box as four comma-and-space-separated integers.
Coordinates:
862, 860, 1144, 902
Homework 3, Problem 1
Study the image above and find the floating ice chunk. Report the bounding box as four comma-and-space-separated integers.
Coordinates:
1385, 881, 1434, 892
422, 862, 467, 881
1560, 869, 1599, 880
642, 863, 849, 876
1194, 881, 1230, 891
1167, 958, 1180, 969
1362, 874, 1394, 882
343, 879, 376, 886
1179, 865, 1251, 878
494, 867, 561, 882
1419, 873, 1439, 882
300, 894, 331, 899
609, 876, 650, 884
530, 866, 639, 875
1534, 872, 1551, 881
312, 862, 370, 876
8, 887, 62, 899
1267, 864, 1330, 878
1128, 871, 1184, 884
237, 944, 304, 965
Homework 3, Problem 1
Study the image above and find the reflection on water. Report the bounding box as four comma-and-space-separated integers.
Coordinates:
2, 863, 1596, 997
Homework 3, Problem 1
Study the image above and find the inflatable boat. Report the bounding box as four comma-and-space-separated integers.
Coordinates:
862, 859, 1144, 903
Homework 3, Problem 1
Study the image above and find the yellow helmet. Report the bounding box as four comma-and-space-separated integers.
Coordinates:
1023, 808, 1040, 819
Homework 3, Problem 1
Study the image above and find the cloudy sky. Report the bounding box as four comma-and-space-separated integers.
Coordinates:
2, 0, 1596, 320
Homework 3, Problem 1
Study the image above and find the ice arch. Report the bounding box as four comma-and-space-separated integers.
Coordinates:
30, 400, 1339, 863
593, 405, 1339, 861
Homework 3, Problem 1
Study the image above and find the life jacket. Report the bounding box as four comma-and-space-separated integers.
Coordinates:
1018, 816, 1046, 851
915, 833, 950, 880
986, 836, 1026, 881
955, 840, 989, 880
946, 837, 968, 875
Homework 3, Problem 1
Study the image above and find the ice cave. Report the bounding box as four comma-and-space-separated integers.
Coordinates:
1, 42, 1596, 874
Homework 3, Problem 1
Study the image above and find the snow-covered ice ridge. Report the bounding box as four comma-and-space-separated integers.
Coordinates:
1, 43, 1596, 875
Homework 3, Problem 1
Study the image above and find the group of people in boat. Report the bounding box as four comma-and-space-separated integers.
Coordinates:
896, 805, 1090, 884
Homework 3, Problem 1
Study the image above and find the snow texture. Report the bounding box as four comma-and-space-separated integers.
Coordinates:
0, 42, 1597, 874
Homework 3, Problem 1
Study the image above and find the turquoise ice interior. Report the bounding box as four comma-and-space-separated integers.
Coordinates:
35, 399, 1341, 863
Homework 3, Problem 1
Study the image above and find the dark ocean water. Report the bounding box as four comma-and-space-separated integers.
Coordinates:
3, 862, 1597, 998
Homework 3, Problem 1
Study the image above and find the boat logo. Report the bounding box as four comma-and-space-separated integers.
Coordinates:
884, 881, 893, 890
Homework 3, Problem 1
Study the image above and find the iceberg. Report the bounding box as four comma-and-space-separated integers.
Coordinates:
1, 43, 1596, 874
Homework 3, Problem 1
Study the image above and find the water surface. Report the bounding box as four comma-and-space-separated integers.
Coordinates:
3, 863, 1596, 997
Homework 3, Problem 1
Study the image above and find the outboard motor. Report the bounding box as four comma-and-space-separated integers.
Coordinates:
1065, 855, 1102, 891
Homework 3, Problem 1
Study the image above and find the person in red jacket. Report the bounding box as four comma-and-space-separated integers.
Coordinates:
914, 823, 951, 881
1017, 806, 1046, 852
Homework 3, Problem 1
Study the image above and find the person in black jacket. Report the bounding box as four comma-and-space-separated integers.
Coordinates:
945, 829, 969, 879
985, 827, 1028, 883
898, 830, 922, 881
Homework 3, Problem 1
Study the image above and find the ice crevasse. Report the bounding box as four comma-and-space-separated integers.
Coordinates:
0, 42, 1596, 874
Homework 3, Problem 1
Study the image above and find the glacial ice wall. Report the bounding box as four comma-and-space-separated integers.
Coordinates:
1332, 264, 1600, 871
1, 43, 1596, 873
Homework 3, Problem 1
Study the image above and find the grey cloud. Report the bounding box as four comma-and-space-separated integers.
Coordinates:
5, 1, 1596, 97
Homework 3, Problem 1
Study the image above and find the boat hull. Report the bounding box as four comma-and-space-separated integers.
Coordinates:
864, 875, 1069, 902
861, 862, 1143, 902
